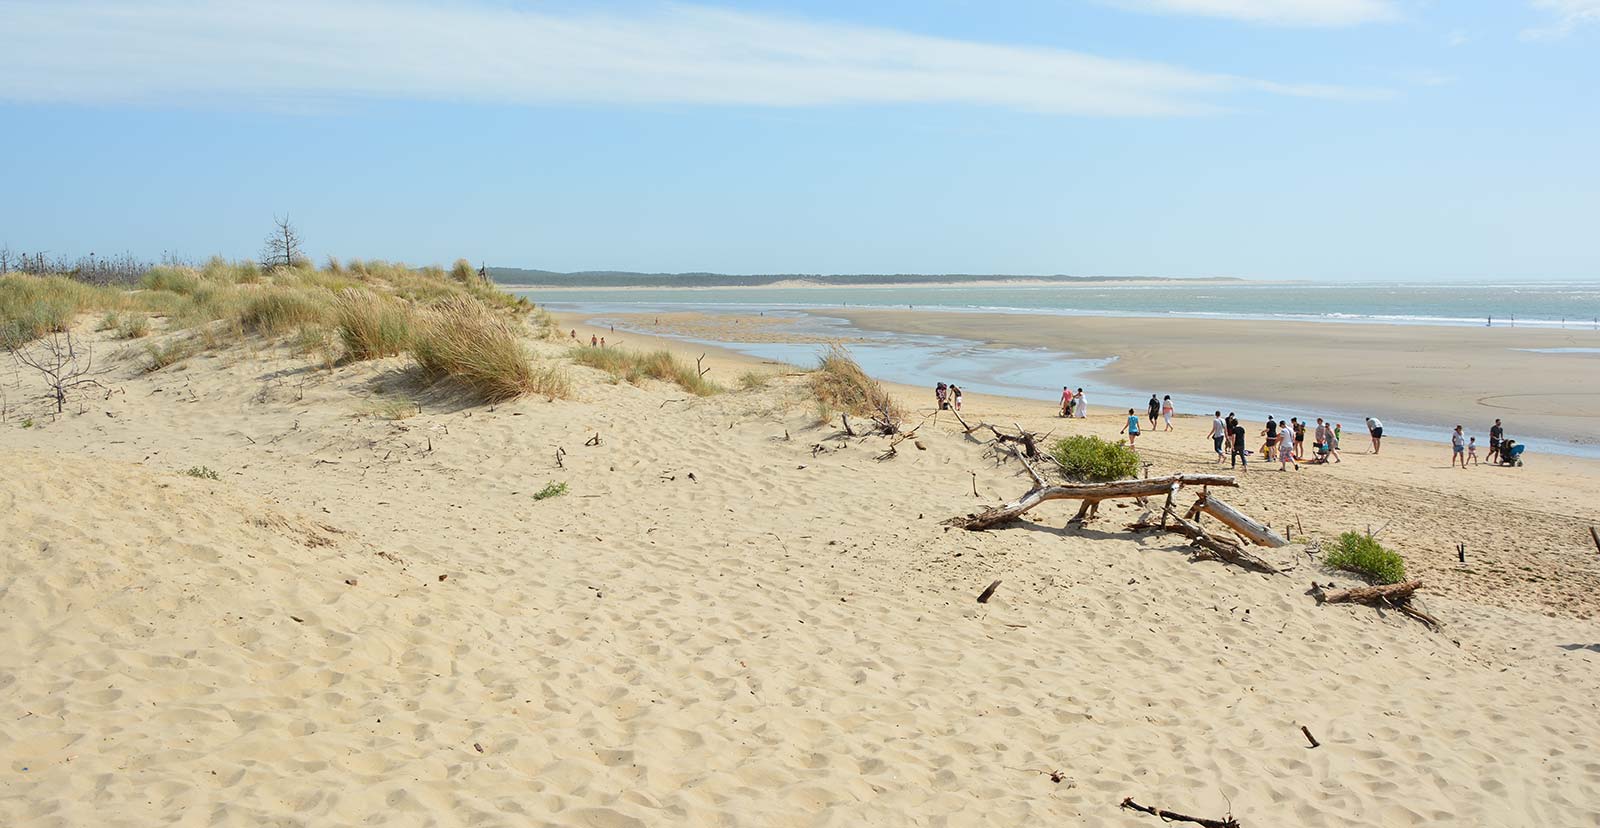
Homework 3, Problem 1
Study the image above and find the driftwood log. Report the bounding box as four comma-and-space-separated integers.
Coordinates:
1310, 579, 1441, 630
1187, 493, 1287, 548
1120, 797, 1241, 828
1128, 507, 1281, 574
948, 475, 1237, 531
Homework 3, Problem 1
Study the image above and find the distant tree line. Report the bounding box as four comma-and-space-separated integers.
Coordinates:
0, 245, 171, 285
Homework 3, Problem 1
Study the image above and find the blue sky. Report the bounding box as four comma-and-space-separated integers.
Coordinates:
1, 0, 1596, 280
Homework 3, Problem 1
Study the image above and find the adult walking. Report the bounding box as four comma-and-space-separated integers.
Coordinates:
1161, 395, 1175, 431
1209, 411, 1227, 463
1451, 425, 1467, 469
1074, 388, 1087, 418
1488, 418, 1504, 463
1277, 420, 1298, 471
1366, 416, 1384, 455
1147, 395, 1161, 430
1122, 408, 1141, 446
1229, 420, 1248, 471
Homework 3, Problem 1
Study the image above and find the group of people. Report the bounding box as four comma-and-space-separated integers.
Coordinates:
935, 382, 964, 412
1450, 418, 1520, 468
1059, 387, 1087, 418
1118, 394, 1176, 445
1205, 411, 1353, 472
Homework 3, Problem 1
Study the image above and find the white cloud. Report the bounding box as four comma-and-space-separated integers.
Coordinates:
1523, 0, 1600, 38
0, 0, 1387, 117
1104, 0, 1399, 27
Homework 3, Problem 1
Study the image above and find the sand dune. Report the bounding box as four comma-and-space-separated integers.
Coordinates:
3, 319, 1599, 826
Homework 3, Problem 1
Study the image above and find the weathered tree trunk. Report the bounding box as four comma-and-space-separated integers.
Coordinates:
1128, 507, 1281, 574
1315, 579, 1422, 604
1191, 493, 1287, 548
948, 475, 1237, 530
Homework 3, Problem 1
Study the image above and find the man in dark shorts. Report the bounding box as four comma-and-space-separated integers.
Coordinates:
1488, 418, 1504, 462
1366, 416, 1384, 454
1209, 411, 1227, 462
1147, 395, 1161, 430
1262, 416, 1278, 461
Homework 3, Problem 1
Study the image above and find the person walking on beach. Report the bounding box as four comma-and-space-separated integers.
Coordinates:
1075, 388, 1087, 418
1262, 417, 1279, 461
935, 382, 949, 411
1366, 416, 1384, 455
1161, 395, 1175, 431
1122, 408, 1141, 446
1333, 422, 1343, 452
1060, 386, 1074, 418
1488, 418, 1504, 463
1451, 425, 1467, 469
1277, 421, 1298, 470
1467, 436, 1479, 466
1147, 395, 1161, 430
1230, 421, 1248, 471
1209, 411, 1227, 463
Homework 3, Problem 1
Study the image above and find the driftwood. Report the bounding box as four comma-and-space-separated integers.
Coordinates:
1128, 507, 1281, 574
1310, 579, 1441, 630
948, 475, 1237, 531
1188, 493, 1287, 548
1591, 526, 1600, 554
977, 580, 1002, 603
1120, 797, 1240, 828
1301, 725, 1320, 749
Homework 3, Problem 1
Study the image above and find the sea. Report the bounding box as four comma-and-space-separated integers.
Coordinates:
517, 280, 1600, 457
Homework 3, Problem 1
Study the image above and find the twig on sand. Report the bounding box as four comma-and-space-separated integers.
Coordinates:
977, 580, 1002, 604
1300, 725, 1320, 748
1120, 797, 1241, 828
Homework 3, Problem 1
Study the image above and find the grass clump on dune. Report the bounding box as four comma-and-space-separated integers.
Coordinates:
332, 289, 413, 361
1050, 435, 1141, 482
1325, 531, 1408, 585
809, 345, 901, 422
411, 296, 568, 402
239, 287, 333, 336
572, 346, 721, 396
739, 370, 771, 390
117, 315, 152, 339
143, 338, 199, 373
1, 274, 114, 347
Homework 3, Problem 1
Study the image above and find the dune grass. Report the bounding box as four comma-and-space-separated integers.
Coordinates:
808, 345, 901, 423
117, 315, 152, 339
571, 346, 721, 396
412, 296, 569, 402
144, 338, 199, 373
0, 274, 117, 348
332, 290, 413, 361
1325, 531, 1408, 584
239, 287, 333, 336
738, 370, 772, 390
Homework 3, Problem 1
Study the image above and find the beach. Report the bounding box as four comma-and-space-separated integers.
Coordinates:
2, 299, 1599, 826
552, 307, 1600, 455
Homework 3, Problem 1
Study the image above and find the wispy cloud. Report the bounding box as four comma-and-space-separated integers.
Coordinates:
1103, 0, 1399, 27
1522, 0, 1600, 38
0, 0, 1387, 117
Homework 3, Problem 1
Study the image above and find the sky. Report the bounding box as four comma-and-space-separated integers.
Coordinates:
1, 0, 1597, 280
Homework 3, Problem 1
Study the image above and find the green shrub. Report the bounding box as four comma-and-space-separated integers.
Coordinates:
1050, 435, 1141, 482
533, 481, 568, 500
0, 274, 108, 347
1325, 532, 1408, 584
412, 296, 568, 402
96, 311, 122, 332
184, 466, 220, 480
332, 289, 413, 361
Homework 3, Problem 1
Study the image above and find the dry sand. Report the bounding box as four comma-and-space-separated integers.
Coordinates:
3, 314, 1600, 827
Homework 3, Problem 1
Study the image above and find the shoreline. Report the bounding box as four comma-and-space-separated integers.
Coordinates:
545, 306, 1600, 458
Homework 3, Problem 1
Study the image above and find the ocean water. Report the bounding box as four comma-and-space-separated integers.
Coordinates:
523, 280, 1600, 457
520, 280, 1600, 328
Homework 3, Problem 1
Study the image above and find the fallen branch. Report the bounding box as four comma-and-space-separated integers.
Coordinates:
1190, 493, 1287, 548
1310, 579, 1441, 631
948, 475, 1238, 531
1120, 797, 1240, 828
1129, 507, 1281, 574
977, 580, 1002, 603
1300, 725, 1320, 749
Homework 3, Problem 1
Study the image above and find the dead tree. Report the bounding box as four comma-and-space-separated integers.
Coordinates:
262, 214, 306, 269
1186, 493, 1287, 548
1128, 505, 1281, 574
1310, 579, 1440, 630
947, 474, 1237, 531
9, 330, 106, 414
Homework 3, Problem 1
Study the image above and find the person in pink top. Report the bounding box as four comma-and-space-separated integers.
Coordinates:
1060, 386, 1074, 417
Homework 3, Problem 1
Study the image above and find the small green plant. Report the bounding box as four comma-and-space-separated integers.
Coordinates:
1050, 435, 1141, 482
1325, 531, 1408, 584
21, 418, 34, 429
533, 481, 568, 500
184, 465, 221, 480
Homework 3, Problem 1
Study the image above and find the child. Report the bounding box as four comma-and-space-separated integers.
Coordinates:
1121, 408, 1141, 446
951, 385, 963, 412
1467, 436, 1479, 466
